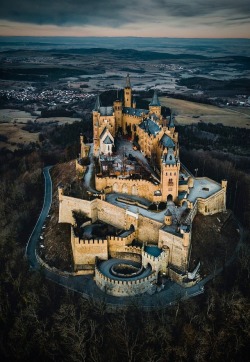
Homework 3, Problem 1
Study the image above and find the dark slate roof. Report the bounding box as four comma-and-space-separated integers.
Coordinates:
162, 148, 176, 165
100, 127, 108, 139
99, 106, 113, 116
165, 209, 172, 216
93, 94, 101, 111
139, 118, 160, 136
160, 134, 175, 148
125, 73, 131, 88
168, 113, 175, 128
123, 107, 149, 117
103, 136, 113, 144
150, 113, 159, 121
178, 192, 187, 200
149, 90, 161, 106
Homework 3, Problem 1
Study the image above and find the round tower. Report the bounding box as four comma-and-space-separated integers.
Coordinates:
164, 209, 173, 225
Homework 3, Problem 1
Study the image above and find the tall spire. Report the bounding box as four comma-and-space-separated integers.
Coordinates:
93, 94, 101, 111
149, 89, 161, 106
169, 113, 175, 128
125, 73, 131, 88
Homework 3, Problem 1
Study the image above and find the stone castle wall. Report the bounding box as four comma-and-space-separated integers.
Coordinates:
158, 229, 190, 272
59, 194, 98, 224
95, 267, 157, 296
95, 176, 160, 202
71, 227, 108, 266
142, 249, 169, 274
137, 215, 161, 244
197, 189, 226, 215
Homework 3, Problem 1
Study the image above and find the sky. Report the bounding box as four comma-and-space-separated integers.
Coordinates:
0, 0, 250, 38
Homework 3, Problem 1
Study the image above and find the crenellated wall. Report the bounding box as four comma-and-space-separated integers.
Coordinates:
71, 227, 108, 267
95, 267, 157, 296
142, 249, 169, 274
95, 176, 160, 202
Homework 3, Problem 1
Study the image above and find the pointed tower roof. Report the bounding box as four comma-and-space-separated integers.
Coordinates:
93, 94, 101, 111
125, 73, 131, 88
149, 89, 161, 107
169, 113, 175, 128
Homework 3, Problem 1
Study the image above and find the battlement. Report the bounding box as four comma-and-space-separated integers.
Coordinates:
142, 249, 166, 262
78, 239, 107, 245
95, 267, 157, 296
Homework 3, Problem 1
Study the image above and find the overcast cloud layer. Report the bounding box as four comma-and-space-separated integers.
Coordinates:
1, 0, 250, 27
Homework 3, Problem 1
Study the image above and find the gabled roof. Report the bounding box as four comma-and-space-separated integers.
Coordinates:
160, 134, 175, 148
139, 118, 160, 136
123, 107, 149, 117
149, 90, 161, 107
103, 136, 113, 144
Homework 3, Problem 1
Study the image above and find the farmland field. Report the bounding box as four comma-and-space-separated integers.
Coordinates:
159, 97, 250, 128
0, 109, 82, 150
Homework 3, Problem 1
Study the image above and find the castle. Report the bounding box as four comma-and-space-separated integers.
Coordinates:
58, 74, 227, 297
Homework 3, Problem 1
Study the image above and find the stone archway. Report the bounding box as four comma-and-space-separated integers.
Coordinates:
167, 194, 173, 202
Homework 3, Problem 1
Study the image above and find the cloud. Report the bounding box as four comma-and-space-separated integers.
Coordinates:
0, 0, 250, 28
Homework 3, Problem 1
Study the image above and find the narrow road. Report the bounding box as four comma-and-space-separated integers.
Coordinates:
25, 166, 52, 268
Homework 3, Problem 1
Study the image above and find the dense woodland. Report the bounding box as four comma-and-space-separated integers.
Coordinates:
0, 117, 250, 361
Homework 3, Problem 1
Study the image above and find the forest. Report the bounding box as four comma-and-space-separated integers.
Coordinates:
0, 118, 250, 361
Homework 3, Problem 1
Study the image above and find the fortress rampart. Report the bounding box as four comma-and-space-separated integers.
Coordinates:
95, 267, 157, 296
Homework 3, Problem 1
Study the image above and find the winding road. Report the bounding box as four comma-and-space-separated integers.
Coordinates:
25, 165, 244, 310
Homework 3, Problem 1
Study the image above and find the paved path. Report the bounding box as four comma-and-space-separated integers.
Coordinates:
25, 166, 244, 310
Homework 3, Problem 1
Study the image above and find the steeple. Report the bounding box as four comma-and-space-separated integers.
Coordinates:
125, 73, 131, 88
93, 94, 101, 111
169, 113, 175, 128
149, 89, 161, 107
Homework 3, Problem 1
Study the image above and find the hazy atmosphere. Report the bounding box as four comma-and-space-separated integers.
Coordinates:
1, 0, 250, 37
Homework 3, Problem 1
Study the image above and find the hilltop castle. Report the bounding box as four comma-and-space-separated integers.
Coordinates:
58, 74, 227, 297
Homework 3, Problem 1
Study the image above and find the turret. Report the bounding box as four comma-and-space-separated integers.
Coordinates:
149, 89, 161, 116
132, 96, 136, 109
80, 133, 87, 158
164, 209, 173, 225
93, 95, 101, 156
168, 113, 175, 133
113, 98, 123, 133
124, 73, 132, 108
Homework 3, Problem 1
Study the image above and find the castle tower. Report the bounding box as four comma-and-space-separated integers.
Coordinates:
124, 73, 132, 108
80, 133, 87, 158
149, 89, 161, 117
113, 96, 123, 133
93, 95, 101, 156
132, 96, 136, 109
168, 113, 175, 134
161, 148, 180, 202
